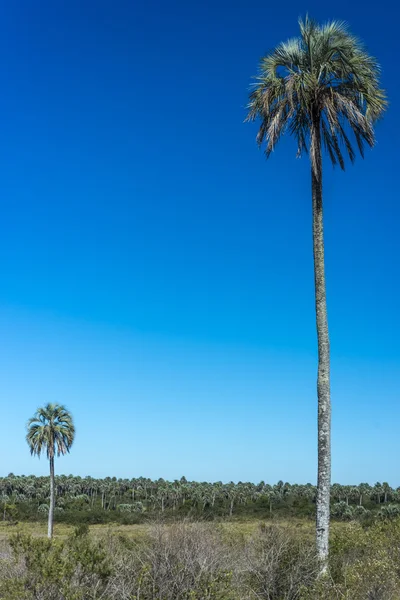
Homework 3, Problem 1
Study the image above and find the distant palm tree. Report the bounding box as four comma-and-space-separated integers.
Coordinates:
382, 482, 392, 503
358, 483, 371, 507
373, 481, 383, 505
247, 17, 386, 568
26, 403, 75, 538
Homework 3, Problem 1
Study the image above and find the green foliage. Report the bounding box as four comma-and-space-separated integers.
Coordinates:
377, 504, 400, 520
26, 403, 75, 460
0, 474, 398, 525
305, 521, 400, 599
0, 530, 111, 600
1, 502, 17, 523
330, 501, 373, 523
247, 16, 387, 169
73, 523, 89, 537
130, 563, 235, 600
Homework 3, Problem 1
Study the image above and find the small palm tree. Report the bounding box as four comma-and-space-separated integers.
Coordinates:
26, 403, 75, 538
247, 17, 386, 568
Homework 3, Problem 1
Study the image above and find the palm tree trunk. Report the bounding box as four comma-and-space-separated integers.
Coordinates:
48, 456, 55, 539
311, 114, 331, 571
230, 497, 234, 517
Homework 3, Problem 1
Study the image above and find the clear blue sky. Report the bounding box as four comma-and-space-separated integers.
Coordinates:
0, 0, 398, 485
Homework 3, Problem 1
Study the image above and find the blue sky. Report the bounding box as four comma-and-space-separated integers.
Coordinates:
0, 0, 398, 484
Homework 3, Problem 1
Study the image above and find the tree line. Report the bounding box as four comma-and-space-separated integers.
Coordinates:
2, 473, 399, 524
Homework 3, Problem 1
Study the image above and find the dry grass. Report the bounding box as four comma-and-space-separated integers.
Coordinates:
0, 519, 292, 540
0, 517, 348, 544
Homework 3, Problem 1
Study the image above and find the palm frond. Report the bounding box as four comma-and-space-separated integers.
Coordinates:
247, 17, 387, 169
26, 404, 75, 460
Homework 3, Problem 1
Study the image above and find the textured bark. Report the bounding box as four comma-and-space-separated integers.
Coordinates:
311, 115, 331, 570
48, 455, 55, 539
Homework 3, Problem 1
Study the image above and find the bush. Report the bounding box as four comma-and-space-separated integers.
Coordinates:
240, 524, 317, 599
331, 501, 354, 520
2, 520, 400, 600
107, 522, 237, 599
0, 530, 111, 600
305, 520, 400, 600
377, 504, 400, 520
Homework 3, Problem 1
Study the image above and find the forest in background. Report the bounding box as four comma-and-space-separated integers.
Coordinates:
2, 474, 399, 525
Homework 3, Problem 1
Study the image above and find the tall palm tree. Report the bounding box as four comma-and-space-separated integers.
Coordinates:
247, 17, 386, 567
26, 403, 75, 539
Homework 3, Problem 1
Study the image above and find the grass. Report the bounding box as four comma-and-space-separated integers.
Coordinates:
0, 517, 346, 543
0, 521, 151, 540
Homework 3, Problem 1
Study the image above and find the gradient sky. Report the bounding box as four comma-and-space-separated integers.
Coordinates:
0, 0, 398, 485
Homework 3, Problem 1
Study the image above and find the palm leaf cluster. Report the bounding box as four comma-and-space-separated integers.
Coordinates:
246, 16, 387, 170
26, 403, 75, 459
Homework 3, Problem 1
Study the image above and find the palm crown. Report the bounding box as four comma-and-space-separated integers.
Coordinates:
26, 403, 75, 460
246, 16, 387, 170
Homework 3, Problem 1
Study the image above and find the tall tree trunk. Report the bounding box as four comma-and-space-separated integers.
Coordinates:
48, 456, 55, 539
230, 497, 234, 517
311, 115, 331, 571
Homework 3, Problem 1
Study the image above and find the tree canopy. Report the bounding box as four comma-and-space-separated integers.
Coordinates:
246, 16, 387, 170
26, 403, 75, 459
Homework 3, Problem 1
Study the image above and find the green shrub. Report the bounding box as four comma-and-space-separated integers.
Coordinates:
0, 531, 112, 600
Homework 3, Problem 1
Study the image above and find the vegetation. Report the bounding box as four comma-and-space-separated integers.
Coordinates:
1, 474, 399, 526
1, 519, 400, 599
26, 404, 75, 539
247, 17, 386, 566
